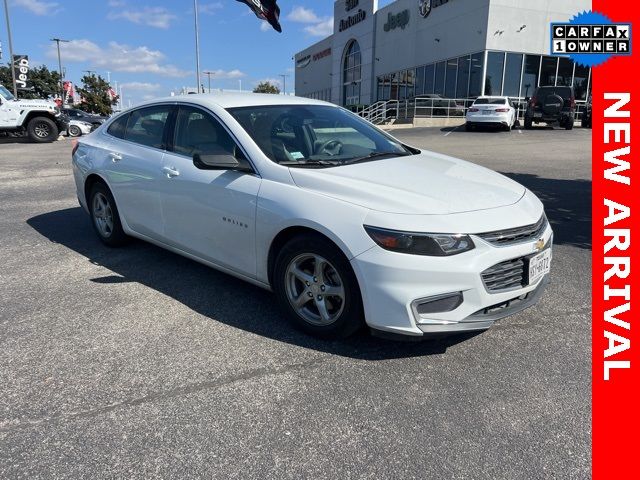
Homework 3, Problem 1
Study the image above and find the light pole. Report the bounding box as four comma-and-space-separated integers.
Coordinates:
280, 74, 289, 95
194, 0, 201, 94
3, 0, 18, 98
50, 38, 69, 102
202, 71, 214, 93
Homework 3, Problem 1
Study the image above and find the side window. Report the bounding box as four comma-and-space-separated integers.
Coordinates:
173, 106, 237, 157
107, 113, 129, 139
124, 105, 171, 149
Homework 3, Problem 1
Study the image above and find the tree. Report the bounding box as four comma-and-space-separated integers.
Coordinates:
0, 64, 61, 100
253, 81, 280, 94
77, 74, 119, 115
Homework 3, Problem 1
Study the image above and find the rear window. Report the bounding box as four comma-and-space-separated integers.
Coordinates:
124, 106, 171, 149
107, 114, 129, 139
474, 98, 506, 105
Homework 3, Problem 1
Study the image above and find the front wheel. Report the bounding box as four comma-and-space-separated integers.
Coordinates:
27, 116, 58, 143
273, 234, 364, 339
68, 125, 82, 137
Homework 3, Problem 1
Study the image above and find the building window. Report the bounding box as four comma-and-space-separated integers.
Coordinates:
415, 66, 425, 97
520, 54, 540, 98
556, 57, 573, 87
445, 58, 458, 98
469, 52, 484, 97
540, 56, 558, 86
434, 61, 446, 95
573, 64, 590, 100
485, 51, 505, 96
424, 64, 435, 95
503, 53, 523, 97
343, 40, 362, 106
456, 56, 471, 99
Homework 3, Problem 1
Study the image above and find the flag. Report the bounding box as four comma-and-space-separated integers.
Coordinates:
235, 0, 282, 32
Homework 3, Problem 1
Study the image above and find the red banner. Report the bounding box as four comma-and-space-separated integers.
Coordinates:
592, 1, 639, 478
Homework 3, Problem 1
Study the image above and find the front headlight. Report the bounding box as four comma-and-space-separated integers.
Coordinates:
364, 226, 475, 256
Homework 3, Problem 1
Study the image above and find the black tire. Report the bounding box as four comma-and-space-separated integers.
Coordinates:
524, 116, 533, 129
565, 117, 574, 130
88, 181, 129, 247
273, 233, 364, 339
68, 125, 82, 137
27, 116, 58, 143
465, 123, 473, 132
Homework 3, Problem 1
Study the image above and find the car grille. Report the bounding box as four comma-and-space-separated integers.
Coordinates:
477, 215, 548, 247
481, 257, 526, 292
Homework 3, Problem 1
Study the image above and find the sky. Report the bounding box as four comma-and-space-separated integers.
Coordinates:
1, 0, 394, 106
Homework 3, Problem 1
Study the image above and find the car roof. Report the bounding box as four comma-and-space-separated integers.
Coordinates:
131, 92, 333, 110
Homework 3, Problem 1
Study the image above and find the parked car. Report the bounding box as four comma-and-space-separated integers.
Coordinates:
72, 93, 552, 340
581, 96, 592, 129
63, 108, 108, 128
465, 96, 517, 131
523, 86, 576, 130
68, 119, 93, 137
0, 84, 69, 142
415, 94, 465, 117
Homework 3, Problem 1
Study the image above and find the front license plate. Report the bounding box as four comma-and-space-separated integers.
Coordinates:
528, 249, 552, 285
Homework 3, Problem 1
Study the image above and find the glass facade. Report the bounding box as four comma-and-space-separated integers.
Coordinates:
375, 51, 590, 104
343, 40, 362, 106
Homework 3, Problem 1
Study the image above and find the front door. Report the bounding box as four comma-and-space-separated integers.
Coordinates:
160, 105, 261, 278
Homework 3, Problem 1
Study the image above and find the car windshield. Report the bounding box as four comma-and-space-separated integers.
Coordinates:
474, 98, 506, 105
0, 85, 16, 101
227, 104, 413, 167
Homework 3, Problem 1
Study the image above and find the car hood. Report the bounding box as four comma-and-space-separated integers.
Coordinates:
288, 152, 526, 215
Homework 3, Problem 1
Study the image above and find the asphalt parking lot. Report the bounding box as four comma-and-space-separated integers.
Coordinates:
0, 126, 591, 479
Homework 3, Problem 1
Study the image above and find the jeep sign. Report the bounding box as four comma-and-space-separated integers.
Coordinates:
13, 55, 30, 90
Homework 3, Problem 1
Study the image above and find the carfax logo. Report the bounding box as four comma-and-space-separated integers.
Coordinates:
551, 11, 631, 67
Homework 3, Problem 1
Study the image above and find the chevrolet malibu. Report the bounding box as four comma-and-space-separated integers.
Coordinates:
72, 93, 552, 339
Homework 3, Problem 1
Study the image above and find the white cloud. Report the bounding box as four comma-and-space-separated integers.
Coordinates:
47, 40, 191, 78
108, 6, 177, 29
12, 0, 59, 15
120, 82, 161, 92
286, 6, 333, 37
199, 2, 223, 15
260, 21, 271, 32
304, 18, 333, 37
203, 69, 247, 80
286, 6, 321, 24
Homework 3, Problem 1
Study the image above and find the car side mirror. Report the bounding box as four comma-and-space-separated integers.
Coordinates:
193, 153, 253, 173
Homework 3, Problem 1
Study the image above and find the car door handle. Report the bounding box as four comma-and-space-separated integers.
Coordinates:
109, 152, 123, 162
162, 166, 180, 178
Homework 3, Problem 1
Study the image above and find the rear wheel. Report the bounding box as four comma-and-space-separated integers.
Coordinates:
524, 116, 533, 129
89, 182, 129, 247
565, 116, 574, 130
273, 234, 364, 339
465, 123, 473, 132
68, 125, 82, 137
27, 116, 58, 143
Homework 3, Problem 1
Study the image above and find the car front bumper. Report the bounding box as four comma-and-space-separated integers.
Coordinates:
350, 223, 553, 337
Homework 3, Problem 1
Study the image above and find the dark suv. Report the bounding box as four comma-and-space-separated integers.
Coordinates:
524, 86, 576, 130
581, 95, 592, 128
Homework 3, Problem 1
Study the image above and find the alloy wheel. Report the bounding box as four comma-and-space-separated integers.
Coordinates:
34, 123, 51, 138
92, 192, 114, 238
284, 253, 346, 326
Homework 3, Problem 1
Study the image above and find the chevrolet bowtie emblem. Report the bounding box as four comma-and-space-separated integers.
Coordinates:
534, 238, 545, 252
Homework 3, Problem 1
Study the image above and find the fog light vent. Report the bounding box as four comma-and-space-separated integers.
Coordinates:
414, 293, 463, 315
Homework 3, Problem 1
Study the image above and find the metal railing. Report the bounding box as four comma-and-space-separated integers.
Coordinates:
357, 100, 400, 125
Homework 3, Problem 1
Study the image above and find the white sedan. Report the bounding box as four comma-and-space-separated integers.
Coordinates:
72, 93, 552, 339
68, 119, 93, 137
465, 96, 517, 131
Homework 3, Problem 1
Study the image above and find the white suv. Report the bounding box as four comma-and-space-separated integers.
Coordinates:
0, 85, 69, 142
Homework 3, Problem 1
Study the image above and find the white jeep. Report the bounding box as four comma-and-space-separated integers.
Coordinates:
0, 84, 70, 143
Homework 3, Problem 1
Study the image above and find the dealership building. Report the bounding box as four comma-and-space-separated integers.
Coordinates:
294, 0, 592, 107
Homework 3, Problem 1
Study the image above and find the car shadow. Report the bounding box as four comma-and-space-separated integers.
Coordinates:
27, 207, 481, 360
500, 173, 591, 250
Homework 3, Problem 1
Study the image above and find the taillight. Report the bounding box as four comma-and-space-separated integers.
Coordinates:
530, 97, 537, 107
495, 108, 510, 112
468, 107, 479, 112
72, 140, 79, 157
570, 96, 576, 108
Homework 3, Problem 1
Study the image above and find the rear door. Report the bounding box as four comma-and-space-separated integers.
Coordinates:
100, 104, 173, 240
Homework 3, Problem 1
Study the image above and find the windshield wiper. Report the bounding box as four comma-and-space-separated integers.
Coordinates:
344, 151, 411, 165
280, 159, 344, 168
